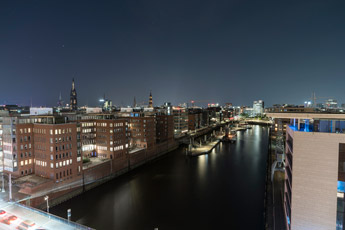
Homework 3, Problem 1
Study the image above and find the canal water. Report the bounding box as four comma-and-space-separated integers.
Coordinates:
51, 125, 269, 230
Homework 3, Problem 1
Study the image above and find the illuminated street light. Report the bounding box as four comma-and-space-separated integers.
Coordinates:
44, 195, 49, 214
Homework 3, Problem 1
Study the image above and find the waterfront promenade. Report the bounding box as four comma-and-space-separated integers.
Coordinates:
188, 139, 220, 156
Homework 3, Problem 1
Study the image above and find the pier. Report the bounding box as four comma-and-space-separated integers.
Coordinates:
187, 139, 220, 156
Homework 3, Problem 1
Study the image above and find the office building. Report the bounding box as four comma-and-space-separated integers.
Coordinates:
253, 100, 264, 116
267, 112, 345, 230
172, 107, 188, 137
70, 79, 78, 111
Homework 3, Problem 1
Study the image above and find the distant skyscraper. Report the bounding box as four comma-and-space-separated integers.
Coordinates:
133, 96, 137, 108
148, 91, 153, 108
70, 79, 78, 111
99, 94, 112, 111
57, 92, 63, 107
253, 100, 264, 116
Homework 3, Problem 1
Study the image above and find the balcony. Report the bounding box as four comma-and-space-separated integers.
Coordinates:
289, 124, 313, 132
286, 152, 293, 170
289, 120, 345, 134
286, 166, 293, 187
286, 138, 293, 152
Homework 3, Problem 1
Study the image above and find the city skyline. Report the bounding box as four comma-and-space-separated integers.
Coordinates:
1, 0, 345, 107
0, 77, 343, 108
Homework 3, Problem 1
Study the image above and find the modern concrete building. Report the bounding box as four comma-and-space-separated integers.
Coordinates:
325, 99, 338, 109
30, 107, 53, 115
267, 112, 345, 230
172, 107, 188, 137
253, 100, 264, 116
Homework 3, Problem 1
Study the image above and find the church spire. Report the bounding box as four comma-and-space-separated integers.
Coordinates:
72, 78, 75, 90
148, 90, 153, 108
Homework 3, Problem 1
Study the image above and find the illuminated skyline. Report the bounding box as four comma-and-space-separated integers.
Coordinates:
1, 0, 345, 107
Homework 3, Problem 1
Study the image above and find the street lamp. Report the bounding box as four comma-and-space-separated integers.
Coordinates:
44, 195, 49, 214
1, 172, 5, 193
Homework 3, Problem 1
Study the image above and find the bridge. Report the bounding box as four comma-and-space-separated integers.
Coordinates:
0, 193, 93, 230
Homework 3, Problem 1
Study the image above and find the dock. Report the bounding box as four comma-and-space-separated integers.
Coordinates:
188, 140, 220, 157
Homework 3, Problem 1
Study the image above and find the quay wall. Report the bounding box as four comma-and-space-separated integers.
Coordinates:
27, 140, 180, 210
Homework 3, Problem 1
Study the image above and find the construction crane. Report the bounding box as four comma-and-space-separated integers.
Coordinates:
308, 92, 334, 107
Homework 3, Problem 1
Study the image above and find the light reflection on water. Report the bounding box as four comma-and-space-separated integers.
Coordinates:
51, 125, 269, 230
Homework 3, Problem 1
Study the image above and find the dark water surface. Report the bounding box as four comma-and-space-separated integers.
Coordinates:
51, 125, 269, 230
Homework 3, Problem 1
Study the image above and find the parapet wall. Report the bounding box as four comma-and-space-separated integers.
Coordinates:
28, 140, 180, 210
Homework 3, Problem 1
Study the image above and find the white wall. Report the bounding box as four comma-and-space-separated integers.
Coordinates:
289, 128, 345, 230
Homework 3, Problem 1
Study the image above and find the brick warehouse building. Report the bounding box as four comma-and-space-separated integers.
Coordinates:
156, 114, 174, 143
0, 110, 178, 210
128, 116, 156, 150
1, 115, 82, 181
33, 122, 82, 182
95, 119, 128, 160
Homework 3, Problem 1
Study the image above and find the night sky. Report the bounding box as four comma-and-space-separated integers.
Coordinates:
1, 0, 345, 107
